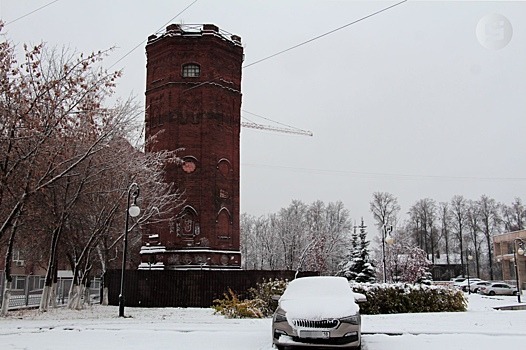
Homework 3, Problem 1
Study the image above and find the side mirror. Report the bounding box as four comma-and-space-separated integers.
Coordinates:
354, 292, 367, 303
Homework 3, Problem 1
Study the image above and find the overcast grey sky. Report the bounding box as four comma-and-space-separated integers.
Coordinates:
2, 1, 525, 230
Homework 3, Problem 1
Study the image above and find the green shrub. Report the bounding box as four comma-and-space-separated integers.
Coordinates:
351, 283, 467, 314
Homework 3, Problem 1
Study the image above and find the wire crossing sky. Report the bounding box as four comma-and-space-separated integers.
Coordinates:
242, 0, 408, 69
1, 1, 525, 221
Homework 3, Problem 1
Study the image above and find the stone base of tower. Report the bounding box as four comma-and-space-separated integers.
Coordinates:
139, 246, 241, 270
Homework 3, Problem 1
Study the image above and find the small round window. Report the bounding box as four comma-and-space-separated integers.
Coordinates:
182, 64, 200, 78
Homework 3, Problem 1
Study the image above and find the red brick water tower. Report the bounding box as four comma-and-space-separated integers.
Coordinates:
140, 24, 243, 269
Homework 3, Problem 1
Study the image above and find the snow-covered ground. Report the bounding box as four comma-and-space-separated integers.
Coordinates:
0, 293, 524, 349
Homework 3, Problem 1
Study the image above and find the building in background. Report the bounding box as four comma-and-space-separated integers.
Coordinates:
140, 24, 243, 269
494, 230, 526, 291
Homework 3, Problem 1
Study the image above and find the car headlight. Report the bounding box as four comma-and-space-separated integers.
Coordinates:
340, 315, 360, 325
274, 311, 287, 323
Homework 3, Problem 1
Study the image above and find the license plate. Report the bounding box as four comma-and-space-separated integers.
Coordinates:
299, 330, 330, 339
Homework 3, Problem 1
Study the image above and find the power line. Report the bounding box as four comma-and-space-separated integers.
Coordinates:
109, 0, 198, 69
242, 0, 408, 69
4, 0, 60, 25
172, 1, 408, 134
242, 163, 526, 182
3, 0, 197, 70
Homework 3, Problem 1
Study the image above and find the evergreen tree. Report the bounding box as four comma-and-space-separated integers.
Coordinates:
338, 224, 360, 280
338, 219, 376, 282
355, 219, 376, 282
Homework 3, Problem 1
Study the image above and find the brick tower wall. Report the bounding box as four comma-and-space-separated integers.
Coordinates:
141, 24, 243, 269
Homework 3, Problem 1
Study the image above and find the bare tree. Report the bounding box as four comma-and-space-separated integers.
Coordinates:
408, 199, 437, 263
375, 225, 413, 283
466, 200, 482, 277
477, 195, 500, 280
0, 32, 183, 313
398, 246, 432, 283
450, 195, 468, 276
304, 201, 351, 274
240, 213, 279, 270
0, 35, 128, 314
501, 197, 525, 232
240, 200, 352, 274
275, 200, 308, 270
370, 192, 400, 229
438, 202, 452, 264
240, 213, 256, 269
369, 191, 400, 281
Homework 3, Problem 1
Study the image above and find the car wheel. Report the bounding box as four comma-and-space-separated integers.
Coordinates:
513, 291, 518, 296
473, 288, 479, 293
489, 291, 496, 296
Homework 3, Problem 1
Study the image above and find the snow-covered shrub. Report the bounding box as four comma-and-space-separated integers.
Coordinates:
351, 283, 466, 314
212, 288, 266, 318
247, 278, 288, 316
212, 279, 288, 318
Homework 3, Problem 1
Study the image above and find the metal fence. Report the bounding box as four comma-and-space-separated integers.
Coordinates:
105, 269, 318, 308
0, 272, 100, 310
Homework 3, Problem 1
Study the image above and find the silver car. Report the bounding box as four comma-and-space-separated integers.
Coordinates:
468, 281, 490, 293
479, 282, 518, 296
272, 276, 362, 349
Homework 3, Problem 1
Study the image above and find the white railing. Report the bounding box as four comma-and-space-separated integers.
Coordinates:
0, 272, 100, 310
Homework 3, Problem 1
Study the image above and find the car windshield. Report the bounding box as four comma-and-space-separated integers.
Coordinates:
281, 276, 354, 300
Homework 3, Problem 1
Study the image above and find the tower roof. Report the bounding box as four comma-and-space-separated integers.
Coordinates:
147, 24, 242, 47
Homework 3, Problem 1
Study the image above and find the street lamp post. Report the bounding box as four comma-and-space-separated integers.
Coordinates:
119, 183, 140, 317
382, 224, 394, 283
513, 238, 525, 303
466, 249, 473, 295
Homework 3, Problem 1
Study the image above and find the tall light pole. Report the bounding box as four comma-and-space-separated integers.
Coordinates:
382, 224, 394, 283
513, 238, 525, 303
119, 183, 140, 317
466, 249, 473, 294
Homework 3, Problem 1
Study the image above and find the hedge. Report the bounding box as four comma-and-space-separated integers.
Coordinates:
351, 282, 467, 314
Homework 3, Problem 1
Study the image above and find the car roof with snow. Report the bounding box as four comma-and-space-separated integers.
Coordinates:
281, 276, 354, 300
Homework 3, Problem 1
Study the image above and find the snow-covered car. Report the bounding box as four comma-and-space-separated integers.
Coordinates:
272, 276, 362, 350
456, 278, 482, 291
478, 282, 518, 296
468, 281, 491, 293
450, 277, 465, 287
451, 276, 466, 283
451, 276, 475, 285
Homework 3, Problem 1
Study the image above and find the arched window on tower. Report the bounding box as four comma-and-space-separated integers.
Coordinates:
176, 206, 199, 237
216, 208, 232, 240
182, 63, 200, 78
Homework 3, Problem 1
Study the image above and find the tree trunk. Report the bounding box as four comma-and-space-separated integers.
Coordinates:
486, 234, 494, 280
40, 228, 61, 312
67, 284, 83, 310
84, 286, 91, 307
2, 213, 20, 316
0, 288, 11, 317
103, 287, 109, 306
458, 231, 464, 276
